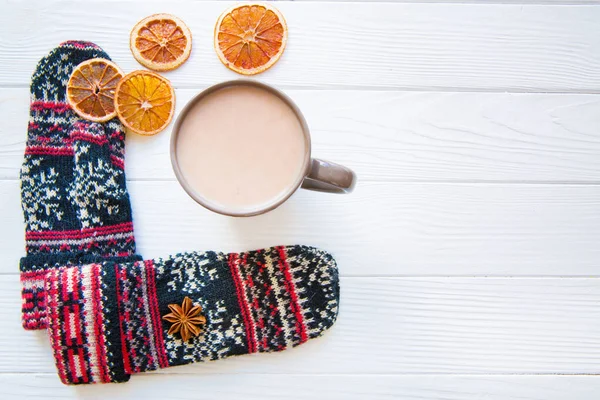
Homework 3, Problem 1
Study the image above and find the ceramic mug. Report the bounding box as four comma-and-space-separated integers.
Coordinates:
170, 80, 356, 217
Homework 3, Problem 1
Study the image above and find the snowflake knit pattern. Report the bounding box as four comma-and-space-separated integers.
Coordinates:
20, 41, 141, 330
45, 245, 340, 384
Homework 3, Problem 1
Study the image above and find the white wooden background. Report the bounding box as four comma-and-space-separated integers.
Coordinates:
1, 0, 600, 398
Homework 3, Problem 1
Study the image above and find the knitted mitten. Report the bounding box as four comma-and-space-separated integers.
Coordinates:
20, 41, 140, 330
45, 245, 339, 384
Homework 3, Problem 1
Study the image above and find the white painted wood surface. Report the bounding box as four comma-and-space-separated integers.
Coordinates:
1, 0, 599, 398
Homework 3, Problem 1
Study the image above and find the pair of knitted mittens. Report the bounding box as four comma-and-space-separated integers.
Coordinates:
20, 42, 340, 385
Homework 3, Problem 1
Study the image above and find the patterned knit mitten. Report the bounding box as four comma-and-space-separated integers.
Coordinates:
20, 41, 140, 330
45, 245, 339, 384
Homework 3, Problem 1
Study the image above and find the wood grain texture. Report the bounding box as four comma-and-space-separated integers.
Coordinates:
2, 88, 600, 182
2, 274, 600, 374
1, 2, 600, 91
2, 180, 600, 276
1, 374, 599, 400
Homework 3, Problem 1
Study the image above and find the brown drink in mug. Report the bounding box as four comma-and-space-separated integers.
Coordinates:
171, 80, 356, 217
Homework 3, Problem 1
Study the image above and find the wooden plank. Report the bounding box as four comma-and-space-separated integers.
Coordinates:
3, 88, 600, 182
2, 274, 600, 374
1, 374, 599, 400
3, 180, 600, 276
1, 2, 600, 91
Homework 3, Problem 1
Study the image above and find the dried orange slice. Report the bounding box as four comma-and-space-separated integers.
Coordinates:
214, 3, 287, 75
130, 13, 192, 71
114, 71, 175, 136
66, 58, 123, 122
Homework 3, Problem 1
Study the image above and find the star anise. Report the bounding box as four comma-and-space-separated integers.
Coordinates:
162, 296, 206, 342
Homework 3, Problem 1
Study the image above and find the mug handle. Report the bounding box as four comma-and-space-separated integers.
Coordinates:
301, 158, 357, 193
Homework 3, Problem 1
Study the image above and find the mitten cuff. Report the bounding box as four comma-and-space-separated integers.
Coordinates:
45, 263, 130, 384
20, 252, 142, 330
20, 253, 82, 330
